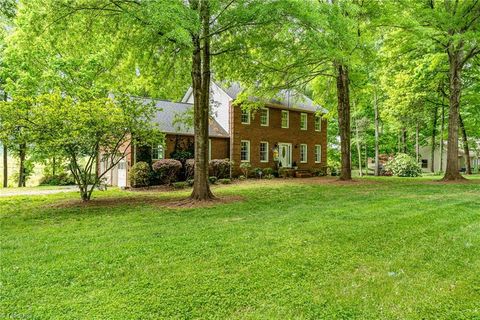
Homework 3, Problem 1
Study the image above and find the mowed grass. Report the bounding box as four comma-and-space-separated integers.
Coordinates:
1, 177, 480, 319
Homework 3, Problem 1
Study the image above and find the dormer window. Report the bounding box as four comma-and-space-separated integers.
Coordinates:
281, 110, 289, 128
300, 113, 308, 130
241, 109, 250, 124
315, 116, 322, 131
260, 108, 269, 126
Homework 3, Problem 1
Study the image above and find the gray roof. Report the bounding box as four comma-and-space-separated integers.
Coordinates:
143, 99, 229, 138
217, 81, 328, 114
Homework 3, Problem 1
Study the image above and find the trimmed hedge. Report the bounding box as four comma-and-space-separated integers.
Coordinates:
129, 162, 151, 188
152, 159, 182, 185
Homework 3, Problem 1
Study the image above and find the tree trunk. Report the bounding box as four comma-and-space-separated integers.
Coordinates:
374, 91, 380, 176
443, 44, 464, 181
459, 113, 471, 175
415, 123, 420, 162
18, 143, 26, 187
401, 128, 407, 153
335, 63, 351, 180
2, 143, 7, 188
190, 0, 214, 200
430, 106, 438, 172
440, 102, 445, 172
364, 144, 368, 176
355, 119, 362, 177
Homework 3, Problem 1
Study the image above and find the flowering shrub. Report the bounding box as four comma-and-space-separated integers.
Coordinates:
185, 159, 195, 180
239, 162, 251, 178
209, 159, 232, 178
152, 159, 182, 185
385, 153, 422, 177
129, 162, 151, 188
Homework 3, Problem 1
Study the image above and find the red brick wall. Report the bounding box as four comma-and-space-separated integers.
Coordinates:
230, 104, 327, 175
164, 134, 229, 160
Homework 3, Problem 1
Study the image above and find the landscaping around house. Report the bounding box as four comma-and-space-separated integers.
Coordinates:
1, 177, 480, 319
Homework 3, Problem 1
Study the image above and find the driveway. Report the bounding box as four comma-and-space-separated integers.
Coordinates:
0, 186, 79, 197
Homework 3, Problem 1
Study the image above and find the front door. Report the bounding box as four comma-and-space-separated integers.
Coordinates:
117, 159, 127, 188
278, 143, 292, 168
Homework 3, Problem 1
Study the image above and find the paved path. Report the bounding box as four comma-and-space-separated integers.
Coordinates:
0, 186, 79, 197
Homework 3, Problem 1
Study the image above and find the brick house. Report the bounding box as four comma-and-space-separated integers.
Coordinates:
102, 82, 327, 187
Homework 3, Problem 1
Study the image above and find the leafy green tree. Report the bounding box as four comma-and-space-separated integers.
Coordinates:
0, 92, 161, 200
14, 0, 290, 200
393, 0, 480, 180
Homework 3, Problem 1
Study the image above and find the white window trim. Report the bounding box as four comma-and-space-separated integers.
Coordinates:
315, 116, 322, 132
260, 141, 269, 163
260, 108, 269, 126
241, 109, 250, 124
281, 110, 289, 128
300, 144, 308, 163
152, 144, 165, 161
315, 144, 322, 163
240, 140, 250, 162
301, 113, 308, 130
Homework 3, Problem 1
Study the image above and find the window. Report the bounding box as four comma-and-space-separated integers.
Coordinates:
260, 108, 269, 126
300, 113, 308, 130
241, 109, 250, 124
315, 116, 322, 131
281, 110, 289, 128
260, 141, 269, 162
315, 145, 321, 163
421, 159, 428, 168
152, 145, 164, 160
300, 144, 307, 163
241, 140, 250, 162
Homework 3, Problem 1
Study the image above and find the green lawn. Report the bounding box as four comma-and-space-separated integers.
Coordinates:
1, 177, 480, 319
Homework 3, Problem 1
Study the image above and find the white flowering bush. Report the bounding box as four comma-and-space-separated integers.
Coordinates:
385, 153, 422, 177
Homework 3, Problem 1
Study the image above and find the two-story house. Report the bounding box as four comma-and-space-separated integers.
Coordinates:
102, 82, 327, 187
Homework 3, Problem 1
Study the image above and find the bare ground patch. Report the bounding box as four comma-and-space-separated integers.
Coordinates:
46, 194, 244, 210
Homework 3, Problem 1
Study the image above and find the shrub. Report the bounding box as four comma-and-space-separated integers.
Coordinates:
239, 162, 251, 178
384, 153, 422, 177
263, 168, 274, 176
40, 172, 76, 186
310, 168, 327, 177
172, 181, 188, 189
238, 175, 246, 181
265, 174, 275, 180
152, 159, 182, 185
186, 179, 194, 187
185, 159, 195, 180
253, 167, 263, 178
218, 178, 231, 184
129, 162, 151, 188
208, 176, 218, 184
209, 159, 232, 178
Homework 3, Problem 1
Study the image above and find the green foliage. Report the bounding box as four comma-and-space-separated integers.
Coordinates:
253, 167, 263, 178
172, 181, 188, 189
385, 153, 422, 178
129, 162, 151, 188
39, 173, 75, 186
217, 178, 231, 184
209, 159, 232, 179
208, 176, 218, 185
152, 159, 182, 185
239, 162, 251, 178
185, 159, 195, 180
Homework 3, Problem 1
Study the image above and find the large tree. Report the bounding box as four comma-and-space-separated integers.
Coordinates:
14, 0, 286, 200
395, 0, 480, 180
